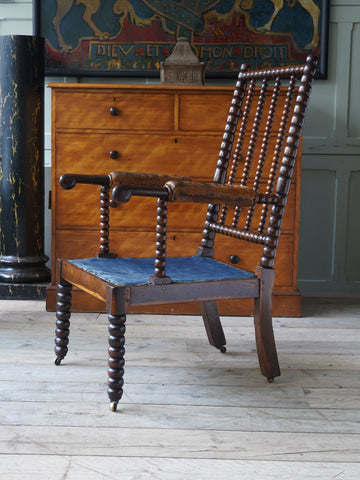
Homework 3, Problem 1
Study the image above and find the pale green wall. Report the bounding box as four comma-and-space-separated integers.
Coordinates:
299, 1, 360, 296
1, 0, 359, 296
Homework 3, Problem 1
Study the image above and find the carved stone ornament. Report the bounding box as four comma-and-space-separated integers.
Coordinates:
160, 37, 205, 85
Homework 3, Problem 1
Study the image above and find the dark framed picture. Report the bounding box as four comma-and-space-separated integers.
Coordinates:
33, 0, 329, 78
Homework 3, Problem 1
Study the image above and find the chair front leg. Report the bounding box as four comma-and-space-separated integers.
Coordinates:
54, 281, 72, 365
254, 267, 280, 381
108, 313, 126, 412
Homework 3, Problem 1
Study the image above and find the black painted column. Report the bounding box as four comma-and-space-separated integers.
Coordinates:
0, 35, 50, 284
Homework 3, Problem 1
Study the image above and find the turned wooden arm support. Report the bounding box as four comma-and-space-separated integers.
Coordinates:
59, 174, 113, 258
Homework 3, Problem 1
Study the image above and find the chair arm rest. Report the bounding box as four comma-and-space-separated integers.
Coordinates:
109, 173, 254, 207
109, 171, 191, 188
165, 180, 255, 206
59, 174, 110, 190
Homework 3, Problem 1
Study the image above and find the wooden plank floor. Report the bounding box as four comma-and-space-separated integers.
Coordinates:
0, 298, 359, 479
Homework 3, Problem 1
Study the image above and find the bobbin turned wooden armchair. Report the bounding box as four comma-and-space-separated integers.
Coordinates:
54, 55, 317, 411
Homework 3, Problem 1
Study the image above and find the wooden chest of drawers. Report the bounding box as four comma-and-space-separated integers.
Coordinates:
47, 84, 302, 315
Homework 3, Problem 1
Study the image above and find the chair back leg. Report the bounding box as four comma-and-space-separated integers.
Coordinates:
199, 300, 227, 353
254, 268, 280, 380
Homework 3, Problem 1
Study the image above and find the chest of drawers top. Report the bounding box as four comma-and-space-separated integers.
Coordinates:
49, 83, 293, 134
49, 84, 236, 132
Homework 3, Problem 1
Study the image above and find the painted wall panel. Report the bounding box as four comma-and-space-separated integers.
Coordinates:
298, 169, 336, 281
349, 23, 360, 138
346, 171, 360, 281
0, 2, 32, 35
302, 23, 337, 141
0, 20, 32, 36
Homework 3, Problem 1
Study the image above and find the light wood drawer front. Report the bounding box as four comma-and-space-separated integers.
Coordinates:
55, 133, 221, 178
179, 91, 296, 132
179, 94, 232, 131
55, 92, 174, 130
56, 133, 298, 182
54, 230, 295, 289
214, 234, 296, 289
55, 183, 296, 232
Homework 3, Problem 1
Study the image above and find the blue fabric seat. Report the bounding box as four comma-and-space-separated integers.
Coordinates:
69, 255, 255, 286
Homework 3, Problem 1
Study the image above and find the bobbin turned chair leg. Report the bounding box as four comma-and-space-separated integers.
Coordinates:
54, 282, 72, 366
254, 268, 280, 381
107, 313, 126, 412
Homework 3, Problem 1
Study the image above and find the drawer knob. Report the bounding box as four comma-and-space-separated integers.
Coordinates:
229, 255, 239, 264
109, 150, 120, 160
109, 107, 119, 116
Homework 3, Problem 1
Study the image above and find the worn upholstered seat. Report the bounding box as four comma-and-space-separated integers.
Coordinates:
54, 55, 318, 411
67, 256, 255, 285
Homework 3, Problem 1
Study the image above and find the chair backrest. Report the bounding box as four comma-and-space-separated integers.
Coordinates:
199, 55, 318, 269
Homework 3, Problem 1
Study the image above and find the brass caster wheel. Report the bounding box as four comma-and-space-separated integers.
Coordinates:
218, 345, 226, 354
54, 357, 62, 366
109, 401, 118, 412
267, 377, 274, 384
